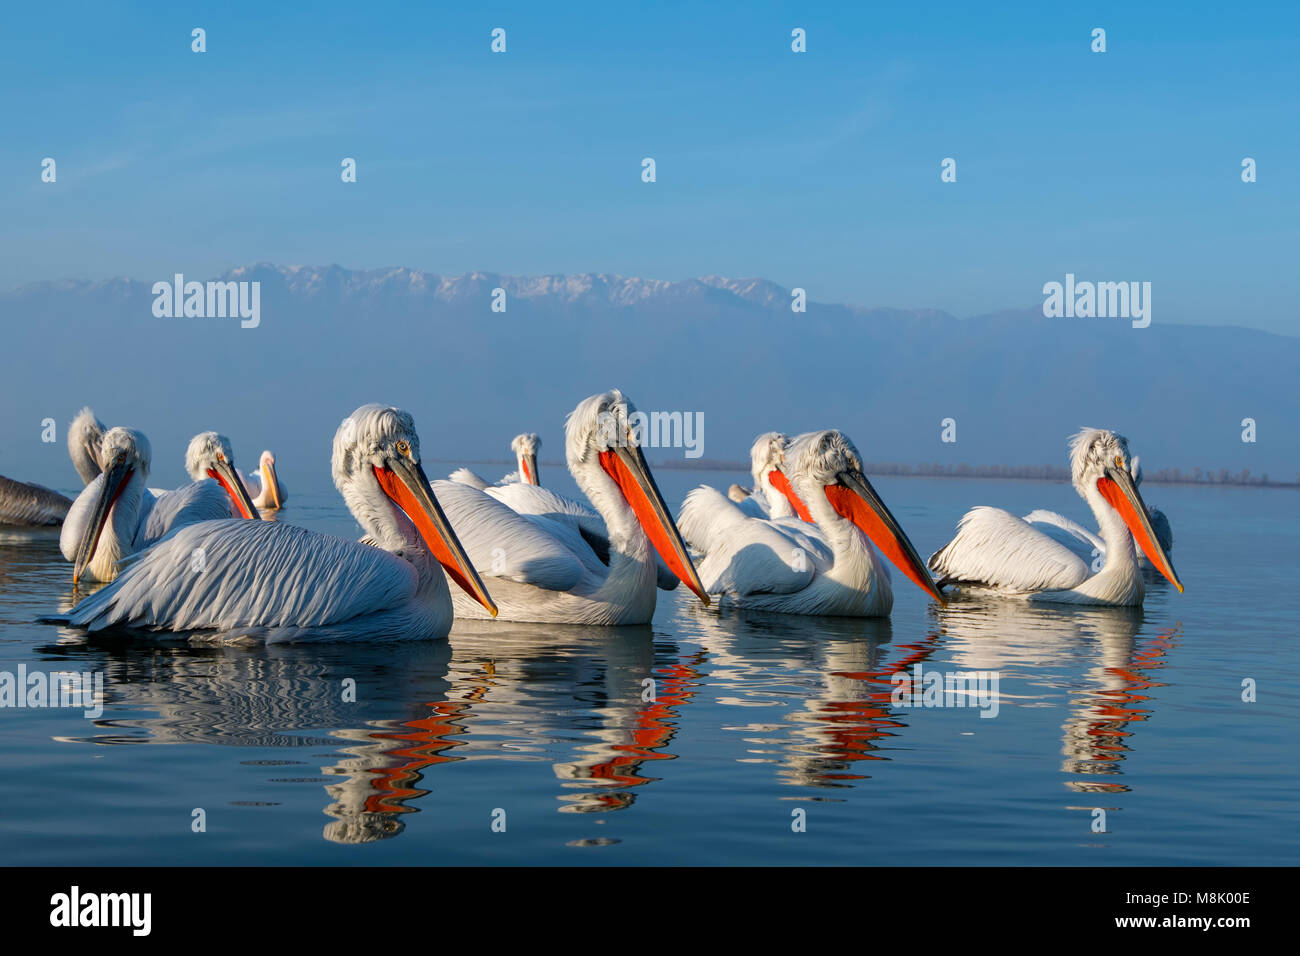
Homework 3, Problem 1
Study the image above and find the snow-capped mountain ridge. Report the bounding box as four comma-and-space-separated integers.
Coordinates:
12, 264, 925, 316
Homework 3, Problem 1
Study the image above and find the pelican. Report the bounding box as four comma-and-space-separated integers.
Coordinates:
239, 449, 286, 510
469, 437, 682, 593
55, 404, 496, 642
430, 390, 708, 625
60, 428, 259, 583
729, 432, 812, 521
449, 433, 541, 490
1021, 456, 1173, 571
67, 406, 106, 485
677, 429, 945, 616
0, 474, 72, 526
927, 429, 1184, 606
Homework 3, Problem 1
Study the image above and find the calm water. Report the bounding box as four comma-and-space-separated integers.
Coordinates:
1, 471, 1296, 866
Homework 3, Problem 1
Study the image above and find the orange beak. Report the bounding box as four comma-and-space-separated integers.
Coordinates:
207, 459, 260, 520
1097, 468, 1184, 592
520, 453, 539, 486
769, 468, 814, 523
823, 470, 947, 605
373, 457, 497, 615
599, 444, 710, 605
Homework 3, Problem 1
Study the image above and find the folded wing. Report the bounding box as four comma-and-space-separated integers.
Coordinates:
678, 485, 820, 596
66, 520, 418, 632
430, 480, 590, 592
0, 475, 71, 526
487, 481, 682, 589
1021, 509, 1103, 565
141, 480, 239, 544
928, 506, 1091, 593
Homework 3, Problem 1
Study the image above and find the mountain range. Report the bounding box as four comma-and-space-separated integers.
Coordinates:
2, 264, 1295, 493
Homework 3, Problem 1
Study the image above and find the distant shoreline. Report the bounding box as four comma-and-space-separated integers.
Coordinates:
427, 458, 1299, 489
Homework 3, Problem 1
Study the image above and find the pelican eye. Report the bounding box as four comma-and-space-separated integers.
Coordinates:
1114, 455, 1124, 469
396, 440, 410, 456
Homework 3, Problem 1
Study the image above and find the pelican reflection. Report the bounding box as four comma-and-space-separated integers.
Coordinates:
938, 597, 1180, 794
672, 603, 945, 788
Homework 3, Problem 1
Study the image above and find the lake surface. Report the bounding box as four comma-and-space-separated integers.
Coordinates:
1, 470, 1296, 866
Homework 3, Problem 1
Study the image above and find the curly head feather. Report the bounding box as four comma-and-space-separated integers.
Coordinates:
98, 427, 151, 476
185, 431, 237, 480
785, 429, 864, 483
333, 404, 419, 489
511, 433, 541, 456
565, 389, 635, 465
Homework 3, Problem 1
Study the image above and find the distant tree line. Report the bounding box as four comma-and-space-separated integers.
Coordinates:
440, 456, 1297, 488
651, 458, 1298, 487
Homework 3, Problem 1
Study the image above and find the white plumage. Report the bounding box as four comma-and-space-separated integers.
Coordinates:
59, 428, 259, 582
65, 520, 434, 642
59, 427, 157, 582
140, 480, 239, 540
932, 507, 1092, 594
1020, 457, 1173, 570
57, 403, 495, 643
67, 406, 105, 485
239, 449, 287, 511
433, 390, 708, 625
679, 486, 831, 597
170, 431, 261, 521
730, 432, 806, 521
449, 432, 541, 490
928, 429, 1184, 606
483, 468, 681, 591
678, 429, 944, 617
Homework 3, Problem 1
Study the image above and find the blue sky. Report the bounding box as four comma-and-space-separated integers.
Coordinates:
2, 1, 1297, 331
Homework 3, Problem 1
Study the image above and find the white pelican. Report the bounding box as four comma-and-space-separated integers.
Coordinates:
470, 441, 682, 593
431, 390, 709, 625
677, 429, 946, 616
449, 433, 541, 489
67, 406, 106, 485
239, 449, 286, 510
175, 432, 262, 520
1021, 457, 1173, 571
927, 428, 1184, 606
60, 428, 260, 583
729, 432, 813, 521
0, 474, 72, 526
56, 404, 495, 642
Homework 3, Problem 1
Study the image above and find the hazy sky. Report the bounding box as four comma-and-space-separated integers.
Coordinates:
3, 1, 1297, 332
